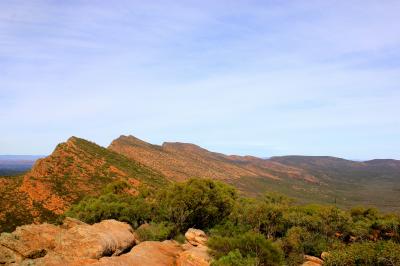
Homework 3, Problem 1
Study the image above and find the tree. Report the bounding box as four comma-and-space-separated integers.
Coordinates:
155, 178, 237, 232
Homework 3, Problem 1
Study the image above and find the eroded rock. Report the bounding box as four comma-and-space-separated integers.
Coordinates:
321, 251, 330, 260
177, 244, 211, 266
185, 228, 208, 246
0, 223, 60, 259
0, 218, 136, 265
54, 219, 136, 259
60, 217, 86, 229
302, 255, 324, 266
0, 222, 211, 266
0, 245, 23, 264
301, 261, 323, 266
93, 240, 183, 266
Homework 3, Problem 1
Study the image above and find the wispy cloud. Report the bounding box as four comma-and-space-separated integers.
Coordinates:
0, 0, 399, 159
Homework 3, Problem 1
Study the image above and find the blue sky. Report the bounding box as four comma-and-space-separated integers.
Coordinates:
1, 1, 399, 159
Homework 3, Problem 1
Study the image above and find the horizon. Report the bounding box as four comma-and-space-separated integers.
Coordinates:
1, 1, 400, 159
0, 134, 398, 162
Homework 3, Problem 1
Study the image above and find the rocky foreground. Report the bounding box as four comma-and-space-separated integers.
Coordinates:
0, 218, 210, 266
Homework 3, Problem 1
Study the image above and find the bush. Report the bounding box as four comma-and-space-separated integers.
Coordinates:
209, 220, 252, 238
282, 226, 338, 257
282, 226, 309, 254
301, 232, 330, 257
377, 241, 400, 265
324, 241, 400, 266
283, 205, 351, 237
173, 233, 186, 244
64, 178, 400, 265
155, 178, 237, 232
66, 182, 152, 228
135, 222, 175, 241
228, 194, 289, 239
212, 249, 258, 266
208, 231, 284, 266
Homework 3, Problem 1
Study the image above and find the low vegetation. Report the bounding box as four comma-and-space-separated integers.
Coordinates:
67, 178, 400, 265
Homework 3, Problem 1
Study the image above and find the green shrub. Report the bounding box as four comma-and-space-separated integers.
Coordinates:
208, 231, 284, 266
64, 177, 400, 265
155, 178, 237, 232
284, 205, 351, 237
173, 233, 186, 244
211, 249, 258, 266
135, 222, 175, 241
228, 195, 288, 239
376, 241, 400, 265
301, 232, 329, 257
66, 182, 152, 228
282, 226, 335, 257
209, 220, 251, 238
325, 241, 400, 266
282, 226, 309, 254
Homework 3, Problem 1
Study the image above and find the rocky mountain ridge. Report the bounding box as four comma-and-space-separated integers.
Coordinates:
0, 137, 167, 232
109, 135, 318, 183
1, 135, 400, 233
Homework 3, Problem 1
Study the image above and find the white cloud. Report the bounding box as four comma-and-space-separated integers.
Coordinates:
0, 0, 399, 158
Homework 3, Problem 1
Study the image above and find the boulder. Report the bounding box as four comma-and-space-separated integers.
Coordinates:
321, 251, 330, 260
303, 255, 323, 266
0, 219, 137, 265
0, 223, 60, 259
177, 244, 211, 266
0, 220, 212, 266
185, 228, 208, 246
301, 262, 323, 266
93, 240, 183, 266
0, 245, 23, 264
19, 252, 98, 266
54, 219, 136, 258
61, 217, 87, 229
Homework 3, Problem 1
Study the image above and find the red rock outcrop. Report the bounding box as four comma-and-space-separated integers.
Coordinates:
184, 228, 208, 246
301, 255, 324, 266
0, 218, 136, 265
0, 219, 211, 266
177, 244, 211, 266
0, 137, 167, 233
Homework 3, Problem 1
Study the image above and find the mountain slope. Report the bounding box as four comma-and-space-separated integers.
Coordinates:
0, 137, 167, 232
2, 136, 399, 232
108, 135, 317, 183
109, 136, 400, 212
270, 156, 400, 211
270, 156, 400, 184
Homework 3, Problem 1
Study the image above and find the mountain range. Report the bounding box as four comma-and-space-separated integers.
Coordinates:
0, 155, 44, 176
1, 135, 399, 232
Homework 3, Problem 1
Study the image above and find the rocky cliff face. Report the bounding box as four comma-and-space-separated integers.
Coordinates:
0, 218, 211, 266
0, 137, 167, 233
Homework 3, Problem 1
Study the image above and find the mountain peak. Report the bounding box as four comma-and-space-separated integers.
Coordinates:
111, 135, 154, 148
161, 142, 206, 153
66, 136, 79, 142
0, 136, 167, 232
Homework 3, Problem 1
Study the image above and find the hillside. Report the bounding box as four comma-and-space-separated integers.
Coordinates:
270, 156, 400, 210
108, 135, 317, 183
0, 137, 167, 232
109, 136, 400, 212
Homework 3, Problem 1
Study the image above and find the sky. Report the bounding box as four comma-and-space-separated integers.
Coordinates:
0, 1, 399, 159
